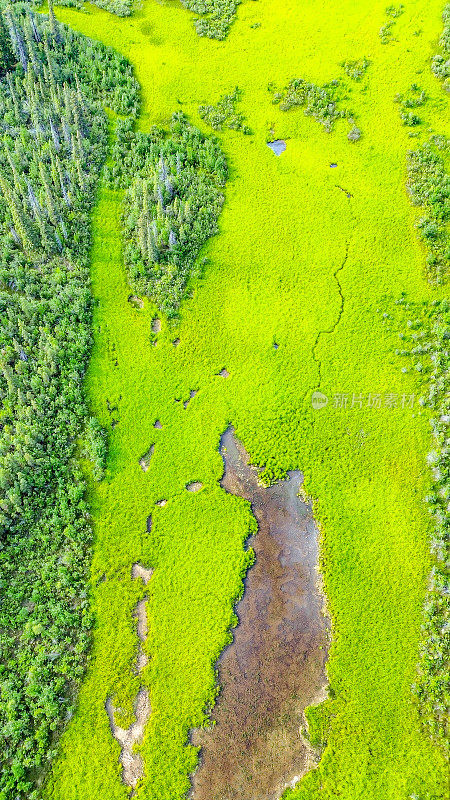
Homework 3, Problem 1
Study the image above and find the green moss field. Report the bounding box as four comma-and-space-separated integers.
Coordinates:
40, 1, 449, 798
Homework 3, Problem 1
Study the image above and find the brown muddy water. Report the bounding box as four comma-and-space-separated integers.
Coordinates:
191, 428, 329, 800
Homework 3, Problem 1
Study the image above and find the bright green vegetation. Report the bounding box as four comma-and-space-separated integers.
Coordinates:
0, 6, 137, 797
108, 114, 227, 316
390, 297, 449, 751
0, 0, 446, 798
432, 3, 450, 89
407, 138, 450, 282
199, 86, 251, 134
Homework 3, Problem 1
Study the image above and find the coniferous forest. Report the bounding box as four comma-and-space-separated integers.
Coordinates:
0, 6, 137, 796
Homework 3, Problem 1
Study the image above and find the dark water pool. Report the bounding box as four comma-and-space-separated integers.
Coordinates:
191, 428, 329, 800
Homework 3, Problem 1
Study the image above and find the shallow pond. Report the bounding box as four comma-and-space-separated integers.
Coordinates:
191, 428, 329, 800
267, 139, 286, 155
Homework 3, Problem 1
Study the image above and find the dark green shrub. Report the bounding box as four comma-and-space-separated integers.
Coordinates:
270, 77, 356, 136
390, 297, 450, 752
406, 138, 450, 282
431, 4, 450, 90
180, 0, 240, 40
198, 86, 251, 133
84, 417, 108, 480
341, 56, 370, 81
401, 111, 422, 126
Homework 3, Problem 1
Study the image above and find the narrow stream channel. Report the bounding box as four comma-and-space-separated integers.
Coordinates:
191, 428, 330, 800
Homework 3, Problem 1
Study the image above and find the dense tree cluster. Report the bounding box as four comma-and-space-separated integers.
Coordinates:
86, 0, 133, 17
107, 113, 227, 316
270, 77, 359, 137
0, 5, 138, 798
394, 297, 449, 752
199, 86, 251, 134
180, 0, 240, 40
406, 137, 450, 283
34, 0, 134, 18
431, 3, 450, 90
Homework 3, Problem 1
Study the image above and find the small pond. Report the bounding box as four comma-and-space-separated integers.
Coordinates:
267, 139, 286, 155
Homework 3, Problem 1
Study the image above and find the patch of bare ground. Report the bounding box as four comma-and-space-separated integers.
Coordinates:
184, 389, 198, 409
105, 690, 151, 792
151, 316, 161, 333
139, 445, 154, 472
186, 481, 203, 492
190, 428, 330, 800
106, 564, 153, 791
154, 419, 163, 429
128, 295, 144, 309
132, 563, 153, 585
217, 368, 229, 377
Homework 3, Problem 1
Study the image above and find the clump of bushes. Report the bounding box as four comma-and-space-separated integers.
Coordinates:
87, 0, 133, 16
199, 87, 251, 134
406, 138, 450, 283
0, 5, 138, 798
347, 125, 362, 141
107, 113, 227, 316
270, 78, 358, 137
84, 417, 108, 480
401, 111, 422, 126
379, 20, 395, 43
341, 56, 370, 81
379, 4, 404, 43
48, 0, 134, 17
385, 3, 405, 17
180, 0, 240, 40
395, 84, 428, 127
392, 297, 449, 751
431, 4, 450, 90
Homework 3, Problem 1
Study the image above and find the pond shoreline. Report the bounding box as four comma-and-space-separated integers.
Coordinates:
191, 428, 330, 800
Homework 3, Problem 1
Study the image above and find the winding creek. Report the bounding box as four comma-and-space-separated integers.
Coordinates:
191, 428, 329, 800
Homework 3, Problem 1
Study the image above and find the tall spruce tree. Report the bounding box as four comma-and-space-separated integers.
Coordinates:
0, 11, 14, 76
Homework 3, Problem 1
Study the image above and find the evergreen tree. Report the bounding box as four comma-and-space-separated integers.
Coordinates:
0, 172, 39, 253
23, 17, 40, 76
6, 71, 21, 120
0, 11, 14, 76
38, 162, 59, 228
28, 11, 41, 44
47, 0, 60, 45
49, 116, 61, 152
